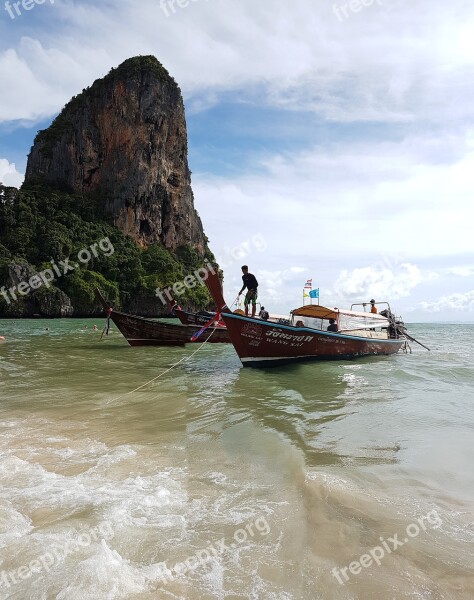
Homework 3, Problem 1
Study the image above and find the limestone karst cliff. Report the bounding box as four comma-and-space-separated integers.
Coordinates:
25, 56, 207, 253
0, 56, 214, 317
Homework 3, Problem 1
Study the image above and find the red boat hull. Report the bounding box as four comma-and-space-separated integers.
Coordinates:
95, 289, 230, 346
221, 312, 405, 367
108, 311, 229, 346
201, 271, 405, 367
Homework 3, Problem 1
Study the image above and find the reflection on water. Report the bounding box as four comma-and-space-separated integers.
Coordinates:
0, 320, 473, 599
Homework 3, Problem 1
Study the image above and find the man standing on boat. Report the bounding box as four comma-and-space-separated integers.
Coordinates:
239, 265, 259, 318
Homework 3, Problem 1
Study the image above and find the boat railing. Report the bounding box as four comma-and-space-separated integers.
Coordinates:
350, 301, 392, 313
338, 329, 388, 339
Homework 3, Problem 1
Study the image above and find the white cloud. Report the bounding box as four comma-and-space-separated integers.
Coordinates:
1, 0, 474, 123
194, 132, 474, 266
447, 266, 474, 277
0, 159, 24, 188
192, 130, 474, 317
256, 268, 310, 303
331, 263, 423, 302
420, 291, 474, 313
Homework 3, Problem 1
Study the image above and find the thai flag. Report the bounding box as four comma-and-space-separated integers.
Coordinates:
304, 279, 312, 289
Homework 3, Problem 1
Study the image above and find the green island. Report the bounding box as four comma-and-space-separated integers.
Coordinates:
0, 182, 214, 317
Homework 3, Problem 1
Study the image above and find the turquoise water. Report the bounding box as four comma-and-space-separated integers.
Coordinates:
0, 320, 473, 599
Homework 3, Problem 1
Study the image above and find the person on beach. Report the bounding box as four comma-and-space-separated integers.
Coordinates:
238, 265, 259, 318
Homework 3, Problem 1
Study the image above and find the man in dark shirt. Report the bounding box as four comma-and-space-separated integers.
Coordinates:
239, 265, 259, 317
327, 318, 338, 332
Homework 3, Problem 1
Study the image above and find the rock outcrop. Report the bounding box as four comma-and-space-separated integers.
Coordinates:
2, 262, 73, 318
25, 56, 207, 253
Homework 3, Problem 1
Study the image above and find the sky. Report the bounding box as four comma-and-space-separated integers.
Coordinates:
1, 0, 473, 321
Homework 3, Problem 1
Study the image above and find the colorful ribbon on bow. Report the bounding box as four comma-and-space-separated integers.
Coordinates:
190, 312, 221, 342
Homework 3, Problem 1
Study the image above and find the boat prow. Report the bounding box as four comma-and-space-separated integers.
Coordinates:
163, 287, 226, 328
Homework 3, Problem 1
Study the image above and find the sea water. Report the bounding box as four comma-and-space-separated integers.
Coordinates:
0, 320, 473, 599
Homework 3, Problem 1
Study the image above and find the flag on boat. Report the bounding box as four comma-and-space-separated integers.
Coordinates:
309, 289, 319, 299
303, 291, 309, 298
304, 279, 312, 289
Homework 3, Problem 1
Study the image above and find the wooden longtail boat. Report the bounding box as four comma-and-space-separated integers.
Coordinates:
165, 288, 289, 327
94, 289, 230, 346
202, 272, 407, 368
163, 289, 226, 328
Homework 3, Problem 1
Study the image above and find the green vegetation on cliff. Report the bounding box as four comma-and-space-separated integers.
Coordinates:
0, 182, 214, 317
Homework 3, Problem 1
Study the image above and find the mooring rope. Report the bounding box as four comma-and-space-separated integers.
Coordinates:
105, 328, 216, 405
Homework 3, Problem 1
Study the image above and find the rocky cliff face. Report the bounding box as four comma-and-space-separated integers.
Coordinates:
2, 262, 73, 318
25, 56, 206, 253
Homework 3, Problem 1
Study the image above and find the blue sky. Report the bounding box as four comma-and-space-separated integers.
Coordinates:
1, 0, 474, 320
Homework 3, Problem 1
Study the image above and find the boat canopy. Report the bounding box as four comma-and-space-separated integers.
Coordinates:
291, 304, 388, 321
292, 305, 338, 319
291, 304, 392, 333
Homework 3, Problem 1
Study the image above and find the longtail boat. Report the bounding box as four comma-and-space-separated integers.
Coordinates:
163, 288, 226, 328
202, 271, 407, 367
165, 288, 289, 327
94, 289, 230, 346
